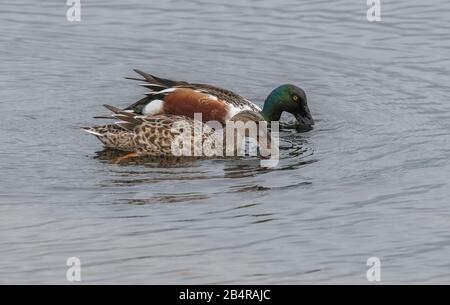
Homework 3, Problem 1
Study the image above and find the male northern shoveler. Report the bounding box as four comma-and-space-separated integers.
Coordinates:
84, 105, 270, 162
119, 69, 314, 127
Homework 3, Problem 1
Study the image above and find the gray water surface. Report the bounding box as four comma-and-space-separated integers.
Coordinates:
1, 0, 450, 284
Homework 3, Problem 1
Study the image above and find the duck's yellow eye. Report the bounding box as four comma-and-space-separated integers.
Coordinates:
292, 95, 299, 102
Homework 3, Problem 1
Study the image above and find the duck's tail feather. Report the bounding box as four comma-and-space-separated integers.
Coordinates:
82, 125, 136, 151
93, 115, 115, 119
103, 104, 123, 114
123, 69, 189, 113
81, 127, 104, 137
127, 69, 189, 90
123, 95, 154, 112
132, 69, 188, 88
125, 76, 168, 91
103, 104, 144, 131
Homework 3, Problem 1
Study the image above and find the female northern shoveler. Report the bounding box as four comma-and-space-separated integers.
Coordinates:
84, 105, 271, 162
119, 69, 314, 127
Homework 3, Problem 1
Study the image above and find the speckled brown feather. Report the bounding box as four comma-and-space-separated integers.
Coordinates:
84, 105, 269, 158
83, 110, 218, 157
83, 124, 136, 151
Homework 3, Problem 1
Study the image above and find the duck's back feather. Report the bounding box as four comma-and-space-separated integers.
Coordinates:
123, 70, 261, 122
84, 105, 218, 157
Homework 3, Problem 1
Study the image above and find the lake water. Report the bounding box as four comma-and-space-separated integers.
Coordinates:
1, 0, 450, 284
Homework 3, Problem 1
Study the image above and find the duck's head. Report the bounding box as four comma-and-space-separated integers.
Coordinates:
261, 84, 314, 127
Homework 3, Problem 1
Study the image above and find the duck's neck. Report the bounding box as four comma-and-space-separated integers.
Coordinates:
260, 97, 282, 122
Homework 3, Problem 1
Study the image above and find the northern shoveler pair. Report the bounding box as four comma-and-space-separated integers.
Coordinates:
83, 69, 314, 160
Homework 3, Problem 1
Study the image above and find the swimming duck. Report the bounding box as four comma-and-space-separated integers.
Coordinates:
84, 105, 271, 162
120, 69, 314, 127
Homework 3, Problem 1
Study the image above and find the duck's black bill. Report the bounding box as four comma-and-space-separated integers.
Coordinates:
294, 112, 314, 127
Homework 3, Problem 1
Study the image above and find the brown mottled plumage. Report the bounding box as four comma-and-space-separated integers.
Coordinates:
83, 105, 269, 159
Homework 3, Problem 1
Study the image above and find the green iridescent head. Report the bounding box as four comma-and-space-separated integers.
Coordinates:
261, 84, 314, 127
